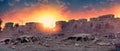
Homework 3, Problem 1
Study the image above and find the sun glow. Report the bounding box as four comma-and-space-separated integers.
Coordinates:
35, 5, 68, 30
39, 16, 56, 28
37, 14, 61, 34
114, 5, 120, 17
37, 10, 58, 29
2, 4, 68, 34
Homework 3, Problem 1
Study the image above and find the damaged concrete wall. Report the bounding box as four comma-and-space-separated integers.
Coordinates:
57, 14, 120, 34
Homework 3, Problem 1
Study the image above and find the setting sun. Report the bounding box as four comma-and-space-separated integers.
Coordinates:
39, 16, 56, 28
35, 5, 68, 29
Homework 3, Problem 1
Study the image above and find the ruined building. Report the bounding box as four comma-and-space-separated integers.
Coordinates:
0, 18, 2, 31
57, 14, 120, 34
1, 14, 120, 34
3, 22, 14, 30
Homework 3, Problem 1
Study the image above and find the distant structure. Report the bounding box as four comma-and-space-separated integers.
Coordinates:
0, 18, 2, 31
25, 22, 43, 33
14, 23, 19, 27
57, 14, 120, 34
98, 14, 114, 21
56, 21, 67, 32
1, 14, 120, 34
25, 22, 42, 29
4, 22, 14, 28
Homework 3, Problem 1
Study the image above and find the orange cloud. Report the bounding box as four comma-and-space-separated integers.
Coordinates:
66, 5, 120, 20
1, 1, 120, 34
2, 3, 68, 24
1, 1, 120, 25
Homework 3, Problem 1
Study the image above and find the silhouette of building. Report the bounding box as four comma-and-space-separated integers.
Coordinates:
4, 22, 14, 29
0, 18, 2, 31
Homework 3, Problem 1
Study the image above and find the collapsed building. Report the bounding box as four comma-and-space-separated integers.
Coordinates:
4, 22, 14, 30
57, 14, 120, 34
1, 14, 120, 35
0, 14, 119, 35
0, 18, 2, 31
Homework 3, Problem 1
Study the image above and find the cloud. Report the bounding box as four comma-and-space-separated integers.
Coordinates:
1, 0, 70, 24
24, 2, 30, 7
0, 0, 4, 2
2, 0, 120, 24
8, 0, 21, 6
15, 0, 20, 2
8, 3, 14, 6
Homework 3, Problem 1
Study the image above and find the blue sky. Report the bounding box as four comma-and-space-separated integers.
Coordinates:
0, 0, 120, 14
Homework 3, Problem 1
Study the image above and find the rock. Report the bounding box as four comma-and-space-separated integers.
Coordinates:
75, 43, 79, 47
96, 42, 111, 46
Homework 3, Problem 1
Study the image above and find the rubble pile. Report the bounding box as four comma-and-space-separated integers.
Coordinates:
0, 35, 39, 45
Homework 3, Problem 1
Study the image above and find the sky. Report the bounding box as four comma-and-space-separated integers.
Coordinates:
0, 0, 120, 24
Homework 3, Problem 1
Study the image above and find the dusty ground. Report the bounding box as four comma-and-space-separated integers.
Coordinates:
0, 33, 117, 51
0, 44, 115, 51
